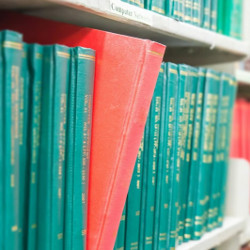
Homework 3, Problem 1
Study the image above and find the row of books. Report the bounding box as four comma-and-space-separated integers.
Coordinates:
0, 30, 95, 249
230, 99, 250, 162
0, 11, 166, 249
122, 0, 243, 39
115, 63, 237, 249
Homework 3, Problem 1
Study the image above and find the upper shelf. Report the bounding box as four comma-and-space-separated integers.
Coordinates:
1, 0, 250, 65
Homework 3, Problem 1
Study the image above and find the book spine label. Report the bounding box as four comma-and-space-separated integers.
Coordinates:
38, 46, 54, 250
202, 0, 211, 29
168, 64, 187, 248
143, 65, 164, 249
194, 70, 220, 239
157, 63, 178, 249
27, 44, 43, 250
210, 0, 218, 31
126, 136, 144, 250
151, 0, 166, 15
71, 47, 95, 249
2, 30, 23, 250
51, 45, 71, 250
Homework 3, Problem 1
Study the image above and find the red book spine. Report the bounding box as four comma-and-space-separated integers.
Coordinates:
230, 101, 240, 157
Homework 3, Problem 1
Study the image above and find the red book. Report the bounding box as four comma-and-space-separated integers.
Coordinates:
230, 101, 240, 157
239, 99, 248, 159
0, 11, 166, 250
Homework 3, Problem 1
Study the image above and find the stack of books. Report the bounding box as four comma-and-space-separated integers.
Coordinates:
122, 0, 243, 39
115, 63, 237, 250
0, 30, 95, 250
230, 99, 250, 162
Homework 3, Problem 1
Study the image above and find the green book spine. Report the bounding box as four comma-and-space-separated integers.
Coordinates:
64, 48, 76, 250
50, 45, 70, 250
184, 68, 206, 242
27, 44, 43, 250
168, 64, 187, 249
38, 45, 54, 250
230, 0, 243, 39
0, 32, 3, 250
172, 0, 180, 19
217, 0, 224, 34
202, 0, 211, 29
184, 0, 193, 23
139, 117, 150, 250
116, 202, 127, 249
19, 44, 30, 249
217, 76, 237, 226
207, 73, 224, 232
150, 0, 166, 15
177, 65, 191, 245
157, 63, 178, 250
179, 67, 198, 243
194, 69, 220, 240
192, 0, 201, 26
128, 0, 144, 8
143, 65, 164, 249
153, 64, 167, 250
126, 137, 144, 250
210, 0, 218, 31
2, 30, 23, 250
71, 47, 95, 249
167, 0, 175, 16
223, 0, 233, 35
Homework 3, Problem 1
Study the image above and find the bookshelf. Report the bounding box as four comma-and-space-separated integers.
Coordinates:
1, 0, 250, 249
1, 0, 250, 65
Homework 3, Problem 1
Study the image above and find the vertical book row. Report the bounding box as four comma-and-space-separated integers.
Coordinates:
0, 30, 95, 250
115, 62, 237, 250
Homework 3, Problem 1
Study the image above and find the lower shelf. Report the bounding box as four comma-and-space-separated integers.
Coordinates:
177, 217, 245, 250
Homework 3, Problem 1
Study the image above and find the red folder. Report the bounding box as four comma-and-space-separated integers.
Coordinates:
0, 11, 166, 249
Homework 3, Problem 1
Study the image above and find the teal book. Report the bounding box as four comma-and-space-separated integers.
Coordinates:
27, 44, 43, 250
116, 203, 127, 249
143, 65, 164, 249
139, 117, 150, 250
194, 69, 220, 240
129, 0, 144, 8
184, 0, 193, 23
64, 48, 76, 250
217, 76, 237, 227
38, 45, 54, 250
202, 0, 211, 29
179, 67, 199, 243
167, 64, 187, 249
172, 0, 180, 20
184, 68, 206, 242
217, 0, 224, 34
153, 64, 167, 250
223, 0, 233, 36
19, 44, 30, 249
150, 0, 166, 15
157, 63, 178, 250
2, 30, 23, 250
210, 0, 218, 32
166, 0, 175, 16
126, 137, 144, 250
50, 45, 71, 250
0, 31, 3, 250
230, 0, 243, 39
192, 0, 202, 26
71, 47, 95, 249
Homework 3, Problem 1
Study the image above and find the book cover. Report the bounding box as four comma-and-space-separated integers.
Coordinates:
26, 43, 43, 250
184, 68, 206, 241
143, 65, 164, 249
157, 63, 178, 249
2, 30, 23, 250
0, 11, 165, 249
